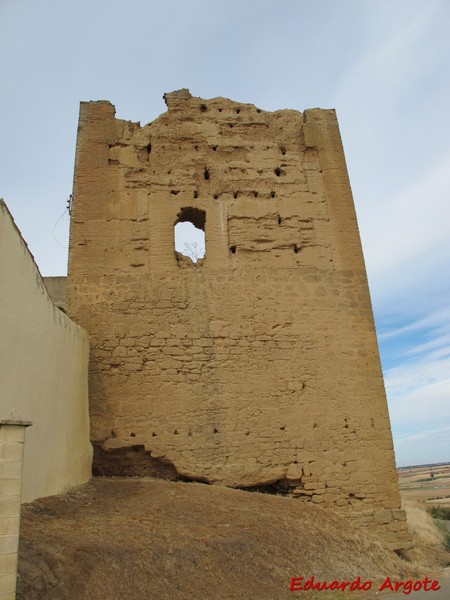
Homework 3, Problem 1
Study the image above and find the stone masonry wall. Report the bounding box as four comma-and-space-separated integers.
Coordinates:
67, 90, 410, 550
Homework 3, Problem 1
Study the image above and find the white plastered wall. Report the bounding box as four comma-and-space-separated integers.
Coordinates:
0, 200, 92, 502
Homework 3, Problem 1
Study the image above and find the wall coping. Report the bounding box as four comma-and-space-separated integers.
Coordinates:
0, 420, 33, 427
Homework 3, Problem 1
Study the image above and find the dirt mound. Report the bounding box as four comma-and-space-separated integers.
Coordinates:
18, 478, 420, 600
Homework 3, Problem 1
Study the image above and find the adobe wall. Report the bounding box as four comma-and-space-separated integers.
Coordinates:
67, 90, 410, 550
0, 200, 92, 503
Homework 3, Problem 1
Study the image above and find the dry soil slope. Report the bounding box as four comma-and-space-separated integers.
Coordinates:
18, 478, 418, 600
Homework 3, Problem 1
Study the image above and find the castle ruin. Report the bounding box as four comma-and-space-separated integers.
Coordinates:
67, 90, 411, 550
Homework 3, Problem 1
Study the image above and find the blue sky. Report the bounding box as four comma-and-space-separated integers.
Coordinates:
1, 0, 449, 467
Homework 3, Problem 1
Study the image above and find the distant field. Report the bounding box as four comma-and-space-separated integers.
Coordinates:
398, 462, 450, 507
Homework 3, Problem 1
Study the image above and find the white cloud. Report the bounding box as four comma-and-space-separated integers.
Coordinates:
393, 425, 450, 466
385, 340, 450, 465
330, 2, 450, 333
390, 381, 450, 466
388, 373, 450, 418
362, 152, 450, 284
378, 307, 450, 342
385, 316, 450, 398
404, 333, 450, 360
377, 296, 450, 465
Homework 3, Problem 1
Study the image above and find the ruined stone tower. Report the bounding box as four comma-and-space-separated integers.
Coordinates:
67, 90, 410, 550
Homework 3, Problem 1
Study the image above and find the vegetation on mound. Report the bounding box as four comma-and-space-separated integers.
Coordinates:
17, 479, 446, 600
402, 501, 450, 565
428, 506, 450, 520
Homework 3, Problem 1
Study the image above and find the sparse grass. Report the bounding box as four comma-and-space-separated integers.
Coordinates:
428, 506, 450, 520
435, 522, 450, 552
401, 500, 449, 568
405, 500, 445, 546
